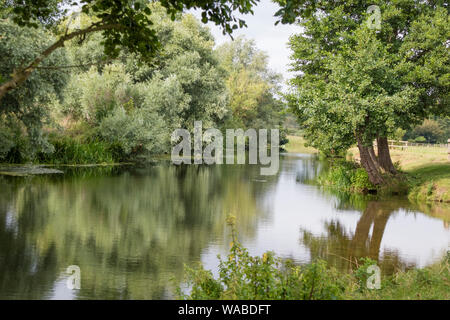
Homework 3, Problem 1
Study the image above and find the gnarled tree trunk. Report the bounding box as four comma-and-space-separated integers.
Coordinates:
376, 136, 397, 174
356, 135, 384, 185
368, 146, 381, 172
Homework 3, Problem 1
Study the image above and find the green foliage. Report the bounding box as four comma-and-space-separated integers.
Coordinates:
353, 253, 450, 300
179, 236, 346, 300
353, 257, 378, 292
391, 128, 407, 142
323, 164, 353, 190
0, 114, 39, 163
99, 106, 166, 156
426, 182, 434, 196
60, 62, 167, 158
5, 0, 262, 63
285, 1, 449, 177
63, 63, 134, 124
350, 168, 374, 192
1, 2, 293, 163
407, 163, 450, 202
57, 10, 229, 160
318, 161, 375, 192
179, 225, 450, 300
414, 136, 427, 143
38, 135, 117, 164
149, 13, 229, 130
404, 118, 448, 143
216, 37, 286, 134
0, 20, 69, 161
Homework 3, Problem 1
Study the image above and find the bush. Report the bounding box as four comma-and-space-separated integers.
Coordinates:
350, 168, 373, 192
414, 136, 427, 143
62, 63, 136, 124
98, 106, 166, 157
0, 20, 69, 162
178, 218, 347, 300
317, 161, 374, 192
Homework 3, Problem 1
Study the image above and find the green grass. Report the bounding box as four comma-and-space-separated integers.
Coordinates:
406, 163, 450, 202
284, 135, 318, 154
390, 146, 448, 171
37, 135, 120, 165
353, 258, 450, 300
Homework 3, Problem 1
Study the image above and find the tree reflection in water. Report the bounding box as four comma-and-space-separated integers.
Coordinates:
300, 198, 449, 275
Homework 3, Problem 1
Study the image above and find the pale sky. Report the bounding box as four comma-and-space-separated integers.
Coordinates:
190, 0, 303, 91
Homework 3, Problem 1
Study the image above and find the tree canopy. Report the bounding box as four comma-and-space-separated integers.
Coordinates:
217, 36, 285, 131
286, 1, 449, 184
0, 0, 264, 103
0, 4, 285, 162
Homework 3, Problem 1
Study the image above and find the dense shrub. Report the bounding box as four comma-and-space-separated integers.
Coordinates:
99, 106, 166, 156
317, 160, 374, 192
350, 168, 374, 192
178, 219, 348, 300
61, 63, 168, 158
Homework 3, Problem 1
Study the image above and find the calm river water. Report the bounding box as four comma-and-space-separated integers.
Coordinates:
0, 153, 448, 299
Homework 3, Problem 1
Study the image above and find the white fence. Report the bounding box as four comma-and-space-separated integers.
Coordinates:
387, 140, 449, 149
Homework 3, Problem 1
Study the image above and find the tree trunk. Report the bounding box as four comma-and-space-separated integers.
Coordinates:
376, 136, 397, 174
356, 135, 384, 185
368, 146, 381, 171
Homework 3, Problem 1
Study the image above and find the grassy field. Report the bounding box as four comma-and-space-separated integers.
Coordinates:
348, 145, 448, 168
284, 135, 318, 153
389, 146, 448, 170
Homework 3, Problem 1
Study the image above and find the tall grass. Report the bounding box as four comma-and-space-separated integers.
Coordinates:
38, 136, 121, 164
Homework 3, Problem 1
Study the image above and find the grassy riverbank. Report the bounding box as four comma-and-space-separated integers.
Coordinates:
389, 146, 450, 202
407, 164, 450, 202
326, 143, 450, 201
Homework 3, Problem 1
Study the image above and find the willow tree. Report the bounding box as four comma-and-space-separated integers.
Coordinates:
216, 36, 284, 130
0, 20, 69, 161
283, 1, 449, 184
0, 0, 261, 104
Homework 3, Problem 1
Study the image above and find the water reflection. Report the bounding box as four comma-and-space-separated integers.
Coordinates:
0, 164, 274, 299
0, 155, 448, 299
302, 201, 416, 274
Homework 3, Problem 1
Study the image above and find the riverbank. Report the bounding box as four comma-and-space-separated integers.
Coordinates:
180, 234, 450, 300
347, 144, 450, 202
287, 134, 449, 201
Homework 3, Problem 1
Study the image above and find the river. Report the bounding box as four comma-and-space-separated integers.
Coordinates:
0, 153, 448, 299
